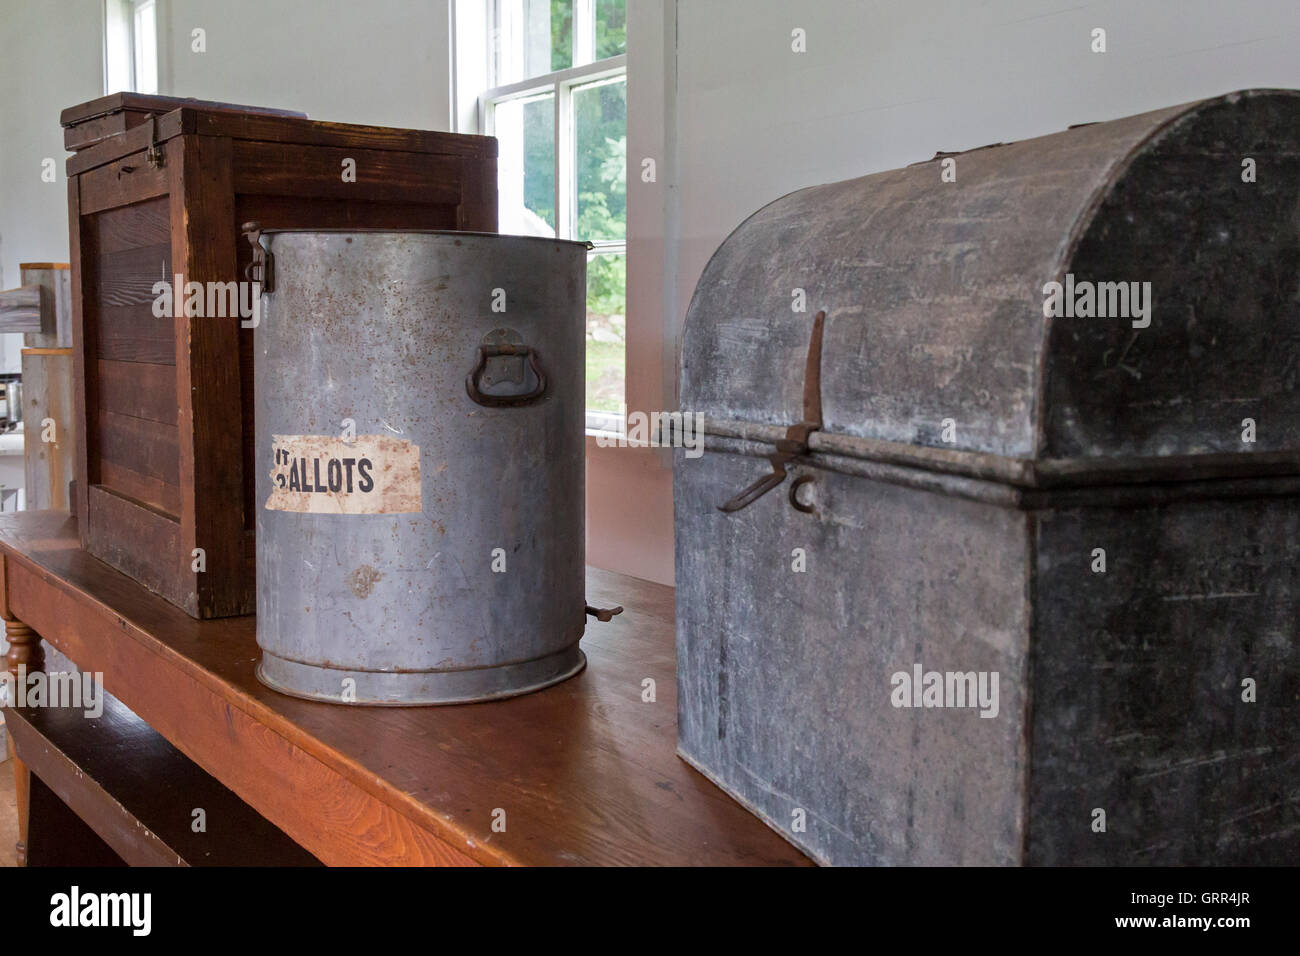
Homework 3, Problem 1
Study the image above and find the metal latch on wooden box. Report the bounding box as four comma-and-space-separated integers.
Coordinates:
241, 222, 275, 293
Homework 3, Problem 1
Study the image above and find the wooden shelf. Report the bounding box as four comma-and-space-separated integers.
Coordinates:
0, 510, 812, 866
6, 693, 320, 866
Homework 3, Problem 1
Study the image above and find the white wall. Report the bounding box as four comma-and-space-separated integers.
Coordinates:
668, 0, 1300, 332
160, 0, 452, 128
667, 0, 1300, 360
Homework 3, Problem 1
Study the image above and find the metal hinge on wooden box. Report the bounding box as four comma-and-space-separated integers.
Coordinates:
674, 89, 1300, 866
61, 93, 498, 617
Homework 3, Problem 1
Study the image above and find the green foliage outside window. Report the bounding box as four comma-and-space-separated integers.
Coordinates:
521, 1, 628, 414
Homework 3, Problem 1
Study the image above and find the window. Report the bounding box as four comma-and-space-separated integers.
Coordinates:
478, 1, 628, 432
104, 0, 158, 95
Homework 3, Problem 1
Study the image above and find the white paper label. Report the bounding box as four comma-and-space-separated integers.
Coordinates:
265, 434, 422, 514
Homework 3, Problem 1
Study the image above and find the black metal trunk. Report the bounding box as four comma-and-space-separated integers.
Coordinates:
674, 89, 1300, 865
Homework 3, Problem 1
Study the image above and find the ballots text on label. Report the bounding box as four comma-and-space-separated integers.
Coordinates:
266, 434, 422, 514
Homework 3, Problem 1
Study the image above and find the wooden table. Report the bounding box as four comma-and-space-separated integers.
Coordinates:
0, 510, 811, 866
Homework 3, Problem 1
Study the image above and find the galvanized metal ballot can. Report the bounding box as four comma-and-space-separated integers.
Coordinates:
250, 229, 589, 704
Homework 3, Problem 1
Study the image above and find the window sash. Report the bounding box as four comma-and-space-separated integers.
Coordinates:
490, 0, 612, 87
480, 4, 628, 430
585, 408, 624, 435
480, 54, 625, 243
133, 0, 157, 94
482, 53, 626, 104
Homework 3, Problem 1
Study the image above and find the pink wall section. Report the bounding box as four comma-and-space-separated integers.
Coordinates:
583, 2, 676, 589
586, 445, 674, 586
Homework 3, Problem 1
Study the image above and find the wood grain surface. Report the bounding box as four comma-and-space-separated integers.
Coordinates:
7, 693, 321, 866
0, 511, 812, 867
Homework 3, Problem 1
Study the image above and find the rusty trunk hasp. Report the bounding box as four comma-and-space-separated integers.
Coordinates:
718, 309, 826, 513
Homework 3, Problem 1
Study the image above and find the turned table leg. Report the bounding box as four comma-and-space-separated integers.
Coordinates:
4, 616, 44, 867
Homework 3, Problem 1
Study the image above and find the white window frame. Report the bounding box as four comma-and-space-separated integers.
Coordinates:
103, 0, 159, 95
474, 2, 628, 434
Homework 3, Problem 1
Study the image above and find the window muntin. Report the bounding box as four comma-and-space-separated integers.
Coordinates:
481, 1, 627, 429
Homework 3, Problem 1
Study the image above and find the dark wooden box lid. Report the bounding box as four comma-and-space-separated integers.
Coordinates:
62, 92, 497, 172
62, 93, 307, 151
62, 91, 307, 127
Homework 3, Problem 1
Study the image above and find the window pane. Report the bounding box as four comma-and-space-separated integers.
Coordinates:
133, 0, 157, 94
104, 1, 132, 93
494, 92, 556, 236
586, 251, 625, 413
594, 0, 626, 60
573, 76, 626, 242
547, 0, 574, 72
495, 1, 621, 85
498, 0, 573, 81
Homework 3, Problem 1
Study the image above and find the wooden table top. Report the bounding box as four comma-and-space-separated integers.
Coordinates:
0, 510, 811, 866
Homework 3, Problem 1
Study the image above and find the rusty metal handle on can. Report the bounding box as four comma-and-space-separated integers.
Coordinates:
466, 342, 548, 407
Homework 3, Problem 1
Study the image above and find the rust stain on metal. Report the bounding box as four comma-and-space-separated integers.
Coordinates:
346, 565, 384, 599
